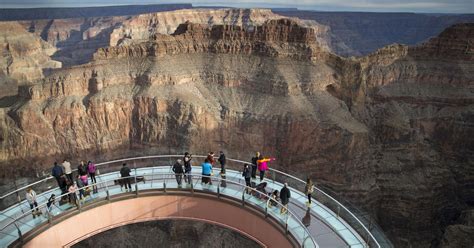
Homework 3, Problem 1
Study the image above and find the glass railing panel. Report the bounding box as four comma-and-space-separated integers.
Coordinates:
0, 223, 19, 247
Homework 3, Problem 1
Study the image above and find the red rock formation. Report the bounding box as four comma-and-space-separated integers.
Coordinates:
95, 20, 322, 61
0, 22, 61, 97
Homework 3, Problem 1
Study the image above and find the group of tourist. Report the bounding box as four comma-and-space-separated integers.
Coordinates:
168, 151, 310, 215
25, 188, 58, 219
25, 151, 315, 219
244, 152, 314, 212
61, 160, 96, 199
171, 151, 225, 186
25, 159, 98, 218
242, 152, 277, 193
51, 159, 98, 204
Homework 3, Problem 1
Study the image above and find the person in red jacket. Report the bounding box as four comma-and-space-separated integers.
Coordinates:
257, 156, 275, 181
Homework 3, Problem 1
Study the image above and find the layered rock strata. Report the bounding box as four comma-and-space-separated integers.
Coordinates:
0, 22, 61, 97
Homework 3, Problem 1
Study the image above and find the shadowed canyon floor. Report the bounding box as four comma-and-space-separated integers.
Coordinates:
0, 8, 473, 248
72, 219, 262, 248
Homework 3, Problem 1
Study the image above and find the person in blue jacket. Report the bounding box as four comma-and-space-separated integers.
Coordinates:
201, 158, 213, 185
51, 162, 64, 187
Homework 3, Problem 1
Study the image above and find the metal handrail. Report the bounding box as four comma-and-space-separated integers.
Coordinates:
0, 154, 380, 247
0, 172, 318, 248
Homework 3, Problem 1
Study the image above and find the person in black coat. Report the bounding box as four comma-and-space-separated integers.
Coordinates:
242, 164, 251, 184
120, 163, 132, 191
172, 159, 184, 186
280, 183, 291, 214
77, 160, 87, 176
183, 152, 192, 184
218, 151, 226, 175
251, 152, 259, 179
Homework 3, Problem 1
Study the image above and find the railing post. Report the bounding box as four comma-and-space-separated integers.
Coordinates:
101, 178, 110, 202
163, 182, 167, 193
77, 195, 82, 212
217, 184, 220, 198
47, 206, 52, 224
150, 167, 155, 188
14, 222, 23, 244
134, 165, 138, 197
13, 180, 25, 215
265, 198, 270, 218
365, 233, 370, 248
242, 189, 245, 206
135, 178, 138, 197
337, 205, 340, 218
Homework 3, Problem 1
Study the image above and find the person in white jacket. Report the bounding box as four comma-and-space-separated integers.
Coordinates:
62, 159, 73, 182
26, 188, 41, 218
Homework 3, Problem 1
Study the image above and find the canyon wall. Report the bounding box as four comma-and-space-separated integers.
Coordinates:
0, 8, 473, 248
329, 23, 474, 247
0, 22, 61, 98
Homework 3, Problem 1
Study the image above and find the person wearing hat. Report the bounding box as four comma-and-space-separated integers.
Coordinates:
172, 159, 184, 187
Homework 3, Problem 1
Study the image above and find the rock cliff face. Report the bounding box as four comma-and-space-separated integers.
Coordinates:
0, 8, 331, 97
440, 210, 474, 248
0, 9, 473, 248
107, 8, 331, 51
0, 22, 61, 97
326, 22, 474, 247
0, 9, 331, 77
96, 19, 322, 60
20, 17, 129, 66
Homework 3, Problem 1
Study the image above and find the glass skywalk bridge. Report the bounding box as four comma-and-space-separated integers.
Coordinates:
0, 155, 391, 247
